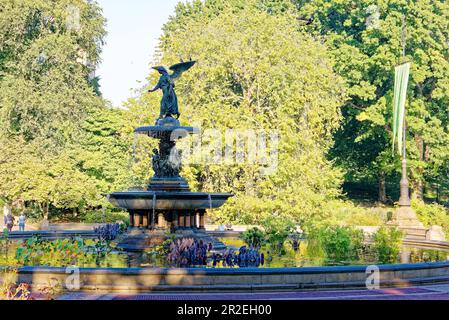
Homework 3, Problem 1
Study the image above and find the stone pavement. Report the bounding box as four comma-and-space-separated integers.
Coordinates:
57, 283, 449, 300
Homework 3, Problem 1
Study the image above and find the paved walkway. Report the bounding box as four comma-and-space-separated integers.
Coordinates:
57, 283, 449, 300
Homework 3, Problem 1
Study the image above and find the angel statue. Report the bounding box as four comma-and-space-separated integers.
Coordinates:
148, 59, 196, 119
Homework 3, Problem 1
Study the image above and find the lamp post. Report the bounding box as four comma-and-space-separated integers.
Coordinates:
398, 119, 411, 207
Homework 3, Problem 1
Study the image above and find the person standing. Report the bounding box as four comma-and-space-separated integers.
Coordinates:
5, 213, 14, 232
18, 212, 26, 232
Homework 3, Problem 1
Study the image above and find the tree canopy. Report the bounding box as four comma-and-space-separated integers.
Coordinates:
298, 0, 449, 201
128, 0, 347, 225
0, 0, 129, 218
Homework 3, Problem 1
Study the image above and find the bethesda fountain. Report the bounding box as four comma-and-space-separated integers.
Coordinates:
108, 60, 232, 243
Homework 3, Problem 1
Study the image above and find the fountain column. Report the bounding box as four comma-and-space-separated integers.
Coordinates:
195, 211, 200, 228
142, 214, 148, 228
133, 212, 141, 227
199, 209, 206, 229
157, 212, 166, 229
129, 212, 134, 227
178, 212, 185, 228
185, 212, 191, 228
190, 212, 196, 228
172, 211, 178, 229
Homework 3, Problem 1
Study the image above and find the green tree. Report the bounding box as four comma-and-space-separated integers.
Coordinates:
129, 0, 347, 225
298, 0, 449, 201
0, 0, 116, 218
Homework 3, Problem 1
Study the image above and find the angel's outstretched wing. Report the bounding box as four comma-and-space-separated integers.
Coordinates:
169, 60, 196, 80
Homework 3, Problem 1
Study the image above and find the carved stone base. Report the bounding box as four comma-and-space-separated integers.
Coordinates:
388, 206, 427, 240
389, 206, 424, 228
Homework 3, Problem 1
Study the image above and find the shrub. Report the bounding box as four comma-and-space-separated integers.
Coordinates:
14, 236, 115, 267
322, 201, 386, 226
82, 210, 129, 225
93, 223, 125, 241
221, 246, 264, 268
412, 199, 449, 234
313, 225, 364, 262
261, 218, 292, 255
241, 227, 265, 249
303, 228, 326, 264
0, 269, 32, 300
372, 227, 403, 264
166, 238, 211, 267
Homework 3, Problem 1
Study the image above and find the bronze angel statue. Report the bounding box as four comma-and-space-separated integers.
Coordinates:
148, 60, 196, 119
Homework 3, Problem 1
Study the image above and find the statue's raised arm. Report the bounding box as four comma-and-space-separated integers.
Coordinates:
148, 60, 196, 119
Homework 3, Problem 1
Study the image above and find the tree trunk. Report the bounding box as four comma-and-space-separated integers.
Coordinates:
378, 172, 387, 204
44, 203, 49, 220
411, 179, 423, 200
436, 182, 440, 204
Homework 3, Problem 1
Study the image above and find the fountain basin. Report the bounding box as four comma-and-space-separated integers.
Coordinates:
134, 125, 199, 138
108, 191, 233, 210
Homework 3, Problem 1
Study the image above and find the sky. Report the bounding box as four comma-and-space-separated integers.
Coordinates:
96, 0, 180, 108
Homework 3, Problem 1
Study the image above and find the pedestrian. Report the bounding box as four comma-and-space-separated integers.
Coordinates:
18, 212, 26, 232
5, 213, 14, 232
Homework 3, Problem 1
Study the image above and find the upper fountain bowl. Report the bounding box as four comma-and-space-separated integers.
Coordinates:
134, 116, 199, 138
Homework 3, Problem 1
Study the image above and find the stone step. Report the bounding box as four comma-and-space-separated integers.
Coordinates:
401, 227, 428, 240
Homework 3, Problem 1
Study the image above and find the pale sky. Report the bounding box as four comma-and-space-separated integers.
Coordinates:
96, 0, 181, 108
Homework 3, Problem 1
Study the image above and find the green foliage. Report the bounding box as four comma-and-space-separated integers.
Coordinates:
129, 0, 346, 225
14, 235, 119, 267
313, 225, 364, 262
304, 229, 326, 264
0, 1, 135, 219
0, 230, 13, 265
321, 200, 387, 226
81, 209, 129, 225
372, 226, 403, 264
0, 269, 32, 300
261, 218, 293, 255
412, 199, 449, 234
241, 227, 265, 249
299, 0, 449, 199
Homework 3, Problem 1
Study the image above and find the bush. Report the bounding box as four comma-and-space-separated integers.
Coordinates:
372, 227, 403, 264
322, 201, 386, 227
261, 218, 293, 255
311, 225, 364, 262
93, 223, 125, 241
412, 199, 449, 234
241, 227, 265, 249
81, 210, 129, 225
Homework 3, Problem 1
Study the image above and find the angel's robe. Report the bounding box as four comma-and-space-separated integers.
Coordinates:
156, 73, 179, 117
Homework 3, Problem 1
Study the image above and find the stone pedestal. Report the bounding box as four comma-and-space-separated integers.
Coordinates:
388, 206, 427, 240
426, 225, 446, 241
391, 206, 424, 228
388, 158, 428, 240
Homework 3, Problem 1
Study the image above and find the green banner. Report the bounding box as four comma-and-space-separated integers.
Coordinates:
392, 62, 410, 156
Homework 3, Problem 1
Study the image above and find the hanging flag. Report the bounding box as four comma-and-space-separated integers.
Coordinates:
392, 62, 410, 156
